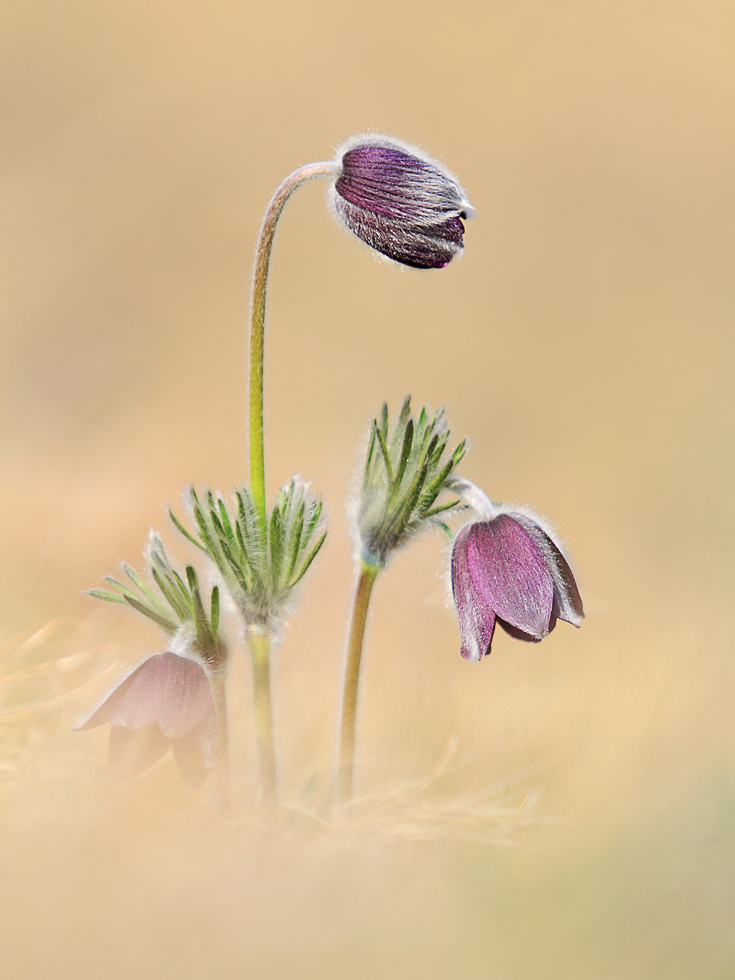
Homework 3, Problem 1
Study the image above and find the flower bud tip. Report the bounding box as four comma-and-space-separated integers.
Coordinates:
330, 133, 473, 269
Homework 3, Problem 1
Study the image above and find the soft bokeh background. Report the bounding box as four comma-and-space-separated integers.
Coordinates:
1, 0, 734, 976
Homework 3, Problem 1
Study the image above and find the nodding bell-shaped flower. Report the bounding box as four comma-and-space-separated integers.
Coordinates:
74, 641, 217, 789
450, 480, 584, 662
330, 134, 474, 269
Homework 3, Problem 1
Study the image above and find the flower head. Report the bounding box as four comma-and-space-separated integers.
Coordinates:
75, 641, 217, 788
331, 134, 474, 269
356, 397, 466, 567
171, 479, 327, 632
450, 482, 583, 662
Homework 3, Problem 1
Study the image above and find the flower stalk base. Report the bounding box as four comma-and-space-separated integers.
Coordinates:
212, 672, 231, 811
248, 628, 278, 807
337, 561, 380, 805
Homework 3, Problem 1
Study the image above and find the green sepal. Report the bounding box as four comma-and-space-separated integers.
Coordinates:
357, 396, 467, 563
210, 585, 220, 637
423, 498, 462, 518
87, 533, 225, 666
122, 593, 178, 633
290, 529, 327, 586
168, 507, 206, 552
169, 478, 327, 628
375, 424, 394, 483
85, 588, 126, 604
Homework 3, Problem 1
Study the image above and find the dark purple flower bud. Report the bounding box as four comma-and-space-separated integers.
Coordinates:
75, 649, 217, 788
331, 134, 474, 269
451, 504, 584, 663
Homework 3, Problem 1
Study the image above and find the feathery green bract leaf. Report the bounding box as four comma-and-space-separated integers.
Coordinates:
362, 425, 378, 492
423, 498, 462, 518
284, 499, 306, 583
269, 503, 284, 587
375, 424, 394, 483
396, 395, 412, 433
87, 532, 224, 665
85, 588, 126, 604
151, 567, 188, 620
168, 508, 204, 551
123, 564, 160, 605
390, 419, 413, 498
210, 586, 220, 637
185, 565, 199, 592
122, 593, 178, 633
169, 478, 328, 629
103, 577, 141, 601
291, 530, 328, 586
357, 396, 467, 565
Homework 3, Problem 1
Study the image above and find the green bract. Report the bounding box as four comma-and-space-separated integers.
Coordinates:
358, 396, 466, 567
170, 480, 327, 630
87, 534, 224, 665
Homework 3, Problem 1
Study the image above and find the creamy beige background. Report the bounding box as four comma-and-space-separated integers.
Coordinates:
1, 1, 734, 977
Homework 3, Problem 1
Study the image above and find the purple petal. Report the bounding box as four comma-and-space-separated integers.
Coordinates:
451, 526, 497, 661
333, 139, 470, 269
337, 145, 465, 219
508, 514, 584, 627
498, 620, 549, 642
151, 653, 212, 739
334, 197, 463, 268
108, 724, 169, 778
466, 517, 554, 639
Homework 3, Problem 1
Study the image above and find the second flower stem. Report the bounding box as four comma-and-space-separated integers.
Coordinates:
248, 160, 336, 528
337, 561, 381, 805
246, 160, 335, 812
248, 627, 277, 807
212, 671, 231, 812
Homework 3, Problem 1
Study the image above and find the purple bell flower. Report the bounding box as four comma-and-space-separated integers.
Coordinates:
330, 134, 474, 269
450, 481, 583, 662
75, 648, 217, 788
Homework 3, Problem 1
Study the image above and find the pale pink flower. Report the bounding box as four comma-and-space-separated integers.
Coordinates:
75, 651, 217, 788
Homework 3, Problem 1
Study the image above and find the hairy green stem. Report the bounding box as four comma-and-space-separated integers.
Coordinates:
247, 627, 277, 806
249, 160, 337, 527
337, 561, 381, 805
212, 671, 231, 812
246, 159, 336, 809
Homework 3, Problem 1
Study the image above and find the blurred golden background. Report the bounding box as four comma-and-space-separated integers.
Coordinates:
1, 0, 734, 976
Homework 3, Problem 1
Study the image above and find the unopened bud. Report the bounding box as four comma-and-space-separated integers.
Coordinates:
331, 134, 474, 269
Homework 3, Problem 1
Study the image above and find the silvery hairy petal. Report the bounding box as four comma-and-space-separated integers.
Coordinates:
450, 508, 583, 661
75, 651, 217, 787
331, 135, 474, 269
506, 512, 584, 628
451, 524, 498, 662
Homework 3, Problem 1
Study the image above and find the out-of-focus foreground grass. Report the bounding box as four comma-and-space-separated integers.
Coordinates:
1, 1, 734, 977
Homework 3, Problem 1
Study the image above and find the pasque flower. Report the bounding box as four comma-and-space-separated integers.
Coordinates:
337, 398, 465, 804
450, 481, 584, 662
331, 134, 474, 269
75, 647, 217, 788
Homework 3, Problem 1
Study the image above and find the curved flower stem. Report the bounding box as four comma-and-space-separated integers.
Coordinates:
246, 159, 336, 809
247, 627, 277, 807
212, 671, 231, 812
249, 160, 337, 529
337, 560, 381, 805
